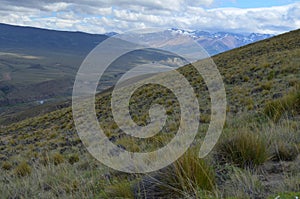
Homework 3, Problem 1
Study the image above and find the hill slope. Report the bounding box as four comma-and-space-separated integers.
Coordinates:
1, 28, 299, 157
0, 28, 299, 198
0, 23, 107, 54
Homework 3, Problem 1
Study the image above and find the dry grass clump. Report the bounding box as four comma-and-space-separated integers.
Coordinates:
272, 141, 299, 161
223, 168, 265, 199
260, 81, 273, 91
264, 119, 300, 162
281, 173, 300, 193
14, 161, 31, 177
52, 153, 64, 165
217, 131, 270, 168
264, 84, 300, 122
2, 161, 13, 170
1, 158, 108, 198
135, 149, 216, 198
104, 181, 135, 199
68, 154, 80, 165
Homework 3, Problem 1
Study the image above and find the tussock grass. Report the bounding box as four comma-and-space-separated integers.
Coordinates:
135, 148, 216, 198
217, 130, 270, 168
263, 119, 300, 162
223, 168, 265, 199
281, 173, 300, 193
68, 154, 80, 165
1, 158, 107, 198
104, 181, 135, 199
273, 141, 299, 161
52, 153, 64, 165
2, 161, 13, 170
14, 161, 32, 177
264, 84, 300, 122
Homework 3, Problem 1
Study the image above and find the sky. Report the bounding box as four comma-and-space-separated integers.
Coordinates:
0, 0, 299, 34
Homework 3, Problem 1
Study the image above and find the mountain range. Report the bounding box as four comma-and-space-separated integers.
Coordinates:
0, 23, 273, 56
169, 28, 273, 55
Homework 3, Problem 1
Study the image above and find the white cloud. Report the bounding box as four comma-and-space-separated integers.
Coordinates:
0, 0, 299, 34
43, 2, 70, 12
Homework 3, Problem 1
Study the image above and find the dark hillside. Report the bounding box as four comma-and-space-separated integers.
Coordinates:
0, 23, 107, 55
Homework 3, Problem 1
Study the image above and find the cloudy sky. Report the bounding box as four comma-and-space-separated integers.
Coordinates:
0, 0, 299, 34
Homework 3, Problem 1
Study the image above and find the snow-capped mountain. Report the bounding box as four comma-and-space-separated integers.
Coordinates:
106, 28, 273, 56
169, 28, 274, 55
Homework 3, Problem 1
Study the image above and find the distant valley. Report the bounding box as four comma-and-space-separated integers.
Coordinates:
0, 23, 273, 119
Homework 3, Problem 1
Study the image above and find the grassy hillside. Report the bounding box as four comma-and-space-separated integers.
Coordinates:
0, 29, 299, 198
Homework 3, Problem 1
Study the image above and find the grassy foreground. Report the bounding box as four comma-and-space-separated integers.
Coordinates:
0, 112, 299, 198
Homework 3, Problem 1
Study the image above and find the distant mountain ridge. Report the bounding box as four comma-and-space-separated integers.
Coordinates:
169, 28, 273, 55
0, 23, 273, 56
103, 28, 274, 55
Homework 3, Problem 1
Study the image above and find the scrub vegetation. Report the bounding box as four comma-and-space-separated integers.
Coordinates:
0, 29, 299, 198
